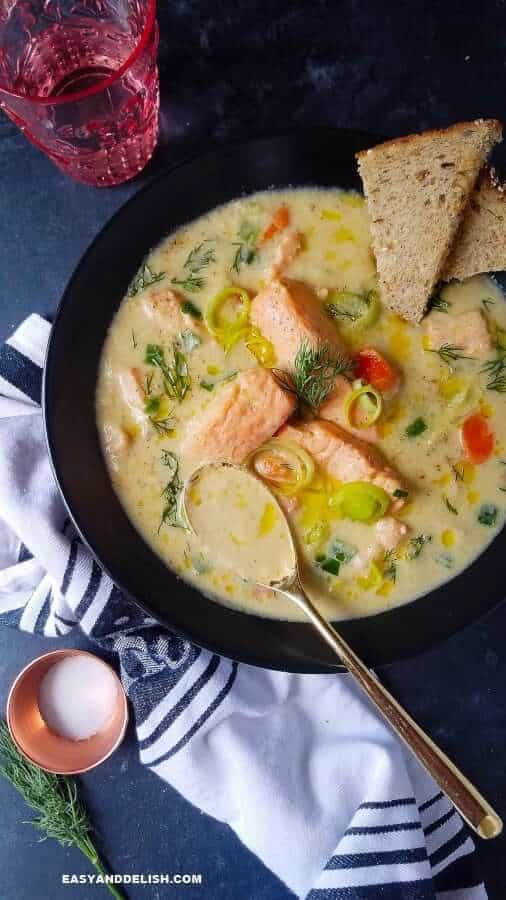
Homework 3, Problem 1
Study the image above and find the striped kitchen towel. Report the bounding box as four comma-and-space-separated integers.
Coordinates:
0, 314, 488, 900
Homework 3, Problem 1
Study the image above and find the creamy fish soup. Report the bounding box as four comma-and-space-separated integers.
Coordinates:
96, 189, 506, 621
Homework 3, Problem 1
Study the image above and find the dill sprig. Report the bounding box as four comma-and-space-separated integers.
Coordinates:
231, 221, 259, 273
428, 344, 472, 365
145, 342, 191, 403
406, 533, 432, 560
282, 341, 355, 410
128, 262, 165, 297
158, 452, 185, 531
0, 721, 124, 900
171, 241, 215, 293
443, 495, 459, 515
482, 354, 506, 392
430, 296, 450, 313
382, 551, 397, 582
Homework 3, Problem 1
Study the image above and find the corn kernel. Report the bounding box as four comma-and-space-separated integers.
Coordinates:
376, 581, 393, 597
321, 209, 342, 221
333, 225, 356, 244
480, 401, 494, 418
467, 490, 480, 505
434, 473, 452, 486
324, 250, 337, 262
441, 529, 456, 548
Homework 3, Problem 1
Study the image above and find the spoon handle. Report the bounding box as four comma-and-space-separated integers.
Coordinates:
278, 582, 502, 840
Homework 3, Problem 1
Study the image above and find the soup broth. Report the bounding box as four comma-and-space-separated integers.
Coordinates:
96, 189, 506, 621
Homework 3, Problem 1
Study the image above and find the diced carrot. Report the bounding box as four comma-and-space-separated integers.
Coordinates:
261, 205, 290, 243
461, 413, 494, 464
354, 347, 399, 393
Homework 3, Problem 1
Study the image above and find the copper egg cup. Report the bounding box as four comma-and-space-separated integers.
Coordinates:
7, 649, 128, 774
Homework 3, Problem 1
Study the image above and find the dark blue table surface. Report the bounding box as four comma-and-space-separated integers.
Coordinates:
1, 2, 506, 898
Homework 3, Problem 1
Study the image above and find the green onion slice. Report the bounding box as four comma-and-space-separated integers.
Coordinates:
329, 481, 390, 522
249, 439, 315, 496
344, 380, 383, 428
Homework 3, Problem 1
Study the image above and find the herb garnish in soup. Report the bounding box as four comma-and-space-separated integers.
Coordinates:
96, 190, 506, 621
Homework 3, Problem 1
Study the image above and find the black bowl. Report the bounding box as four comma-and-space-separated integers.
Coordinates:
43, 128, 506, 672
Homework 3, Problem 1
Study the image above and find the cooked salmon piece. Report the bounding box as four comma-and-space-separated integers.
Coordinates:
250, 279, 346, 370
266, 229, 303, 280
141, 288, 204, 334
181, 368, 296, 466
117, 368, 147, 434
319, 375, 379, 442
278, 419, 407, 510
102, 423, 130, 473
425, 309, 493, 359
350, 516, 410, 573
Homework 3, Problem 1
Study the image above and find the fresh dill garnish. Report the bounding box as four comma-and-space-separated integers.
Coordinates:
181, 300, 203, 319
128, 262, 165, 297
482, 354, 506, 392
131, 330, 138, 348
478, 503, 498, 527
436, 552, 454, 569
382, 551, 397, 582
152, 418, 175, 436
171, 241, 215, 293
145, 342, 191, 402
0, 721, 123, 900
406, 533, 432, 560
199, 371, 237, 392
285, 341, 354, 410
428, 344, 472, 365
452, 463, 465, 481
231, 221, 259, 273
171, 273, 206, 292
183, 241, 216, 272
482, 297, 496, 312
443, 495, 458, 515
158, 453, 185, 531
430, 292, 450, 313
145, 372, 154, 395
161, 449, 179, 475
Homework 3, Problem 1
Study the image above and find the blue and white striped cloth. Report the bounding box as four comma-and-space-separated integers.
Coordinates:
0, 314, 488, 900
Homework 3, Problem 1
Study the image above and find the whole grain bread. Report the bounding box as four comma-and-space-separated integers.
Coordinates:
356, 119, 503, 323
443, 167, 506, 281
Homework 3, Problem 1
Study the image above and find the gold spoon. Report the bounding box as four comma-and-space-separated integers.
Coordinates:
183, 462, 502, 840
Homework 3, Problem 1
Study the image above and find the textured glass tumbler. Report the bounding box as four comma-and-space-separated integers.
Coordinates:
0, 0, 159, 186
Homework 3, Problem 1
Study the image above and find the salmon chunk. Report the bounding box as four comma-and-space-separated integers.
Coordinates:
181, 368, 296, 466
319, 375, 379, 442
350, 516, 410, 573
278, 419, 407, 510
102, 423, 129, 473
267, 229, 303, 280
141, 288, 203, 334
425, 309, 493, 359
250, 279, 346, 370
117, 368, 148, 437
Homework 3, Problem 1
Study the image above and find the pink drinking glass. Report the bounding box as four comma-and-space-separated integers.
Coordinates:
0, 0, 159, 186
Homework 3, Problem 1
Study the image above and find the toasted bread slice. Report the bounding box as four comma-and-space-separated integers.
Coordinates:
356, 119, 503, 323
443, 168, 506, 281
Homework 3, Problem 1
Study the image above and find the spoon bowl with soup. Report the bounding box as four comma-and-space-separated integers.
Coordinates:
183, 462, 503, 842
